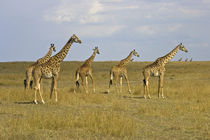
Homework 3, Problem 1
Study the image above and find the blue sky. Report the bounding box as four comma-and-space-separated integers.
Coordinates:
0, 0, 210, 62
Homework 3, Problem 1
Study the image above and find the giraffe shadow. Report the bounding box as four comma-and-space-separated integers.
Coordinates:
123, 95, 145, 99
14, 101, 36, 104
102, 91, 109, 94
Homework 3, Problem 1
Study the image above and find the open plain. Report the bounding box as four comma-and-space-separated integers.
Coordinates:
0, 61, 209, 139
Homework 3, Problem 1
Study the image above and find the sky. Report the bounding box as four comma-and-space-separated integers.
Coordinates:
0, 0, 210, 62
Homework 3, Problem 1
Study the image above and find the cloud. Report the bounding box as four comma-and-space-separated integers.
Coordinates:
168, 24, 183, 32
136, 25, 157, 35
132, 0, 210, 23
202, 0, 210, 4
44, 0, 104, 24
89, 0, 103, 14
43, 0, 139, 24
43, 0, 210, 38
189, 42, 210, 49
70, 25, 125, 37
178, 8, 205, 17
44, 0, 209, 26
43, 0, 139, 37
136, 24, 183, 36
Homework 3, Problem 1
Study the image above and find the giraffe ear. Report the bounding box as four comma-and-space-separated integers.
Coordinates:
180, 43, 182, 45
134, 49, 135, 51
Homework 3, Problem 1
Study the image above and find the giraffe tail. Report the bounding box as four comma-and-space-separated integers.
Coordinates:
24, 69, 28, 89
143, 79, 146, 86
30, 80, 33, 89
24, 79, 27, 89
75, 71, 80, 88
109, 71, 113, 85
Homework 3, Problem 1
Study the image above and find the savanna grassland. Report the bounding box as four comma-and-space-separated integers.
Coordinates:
0, 61, 209, 140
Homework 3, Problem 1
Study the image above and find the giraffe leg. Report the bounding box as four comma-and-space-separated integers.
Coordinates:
34, 77, 40, 104
123, 73, 131, 94
158, 72, 165, 98
26, 77, 31, 90
146, 82, 151, 99
34, 90, 38, 104
25, 71, 30, 90
53, 75, 58, 102
25, 67, 33, 93
85, 76, 89, 93
108, 71, 114, 93
50, 75, 58, 102
81, 75, 87, 93
145, 80, 150, 99
143, 70, 151, 99
38, 78, 45, 104
114, 74, 119, 93
143, 79, 147, 99
89, 72, 95, 93
120, 76, 123, 93
74, 71, 80, 93
158, 76, 160, 98
143, 78, 150, 99
24, 79, 30, 94
50, 78, 54, 99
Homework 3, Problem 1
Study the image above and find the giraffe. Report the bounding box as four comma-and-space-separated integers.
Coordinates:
32, 34, 82, 104
108, 49, 139, 93
185, 58, 188, 62
24, 44, 56, 91
142, 43, 188, 99
74, 47, 100, 93
178, 58, 182, 62
189, 58, 192, 62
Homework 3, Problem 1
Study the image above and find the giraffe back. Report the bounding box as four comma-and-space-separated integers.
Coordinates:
143, 60, 165, 77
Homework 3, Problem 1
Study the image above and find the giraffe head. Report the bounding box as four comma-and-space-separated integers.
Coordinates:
50, 44, 56, 52
71, 34, 82, 44
178, 43, 188, 52
93, 46, 100, 54
132, 49, 140, 57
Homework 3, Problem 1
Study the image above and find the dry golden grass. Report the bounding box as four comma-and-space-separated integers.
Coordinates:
0, 61, 209, 139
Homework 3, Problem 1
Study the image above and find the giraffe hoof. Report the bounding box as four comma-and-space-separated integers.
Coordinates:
144, 96, 147, 99
34, 100, 38, 104
42, 100, 45, 104
106, 90, 110, 94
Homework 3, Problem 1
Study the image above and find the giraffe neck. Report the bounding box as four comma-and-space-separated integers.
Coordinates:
36, 49, 53, 64
160, 46, 180, 64
49, 38, 73, 63
84, 51, 97, 66
118, 51, 133, 67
